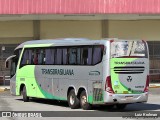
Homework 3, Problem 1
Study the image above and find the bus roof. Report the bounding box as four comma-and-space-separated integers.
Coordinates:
15, 38, 114, 50
15, 38, 144, 50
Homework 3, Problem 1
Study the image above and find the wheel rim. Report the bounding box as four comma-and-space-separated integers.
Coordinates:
70, 95, 75, 105
81, 95, 87, 106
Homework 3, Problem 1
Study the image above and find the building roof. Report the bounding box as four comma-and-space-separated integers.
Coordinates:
1, 0, 160, 14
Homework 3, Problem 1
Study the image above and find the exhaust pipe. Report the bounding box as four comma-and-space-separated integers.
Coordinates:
113, 98, 117, 102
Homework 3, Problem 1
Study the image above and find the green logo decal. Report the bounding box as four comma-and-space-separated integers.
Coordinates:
42, 69, 74, 75
89, 71, 100, 76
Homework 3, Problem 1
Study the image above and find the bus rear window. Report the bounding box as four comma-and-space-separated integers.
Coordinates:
111, 41, 148, 58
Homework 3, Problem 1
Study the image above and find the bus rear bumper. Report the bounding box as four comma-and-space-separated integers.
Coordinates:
103, 92, 148, 104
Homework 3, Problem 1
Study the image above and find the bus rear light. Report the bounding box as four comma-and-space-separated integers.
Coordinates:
110, 40, 114, 43
105, 76, 114, 93
144, 75, 149, 92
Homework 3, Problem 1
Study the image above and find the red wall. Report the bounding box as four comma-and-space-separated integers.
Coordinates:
0, 0, 160, 14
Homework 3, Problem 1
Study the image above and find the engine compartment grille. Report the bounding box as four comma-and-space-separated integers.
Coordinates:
93, 82, 103, 102
114, 66, 145, 74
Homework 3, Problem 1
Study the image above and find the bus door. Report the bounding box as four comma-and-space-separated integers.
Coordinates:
18, 49, 37, 97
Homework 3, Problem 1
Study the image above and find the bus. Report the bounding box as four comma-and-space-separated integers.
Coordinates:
6, 38, 149, 110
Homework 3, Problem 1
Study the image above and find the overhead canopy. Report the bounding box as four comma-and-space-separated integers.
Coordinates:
0, 0, 160, 14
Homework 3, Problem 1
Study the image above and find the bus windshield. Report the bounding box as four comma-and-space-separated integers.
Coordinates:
111, 40, 148, 58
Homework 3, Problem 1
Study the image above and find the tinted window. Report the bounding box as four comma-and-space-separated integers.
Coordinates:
63, 48, 68, 65
57, 49, 63, 64
93, 46, 103, 64
20, 45, 104, 67
69, 48, 77, 64
45, 49, 54, 64
77, 48, 81, 64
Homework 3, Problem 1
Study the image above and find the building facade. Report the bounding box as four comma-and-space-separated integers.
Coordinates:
0, 0, 160, 84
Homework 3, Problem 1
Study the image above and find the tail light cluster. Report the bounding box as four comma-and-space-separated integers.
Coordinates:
105, 75, 149, 93
144, 75, 150, 92
105, 76, 114, 93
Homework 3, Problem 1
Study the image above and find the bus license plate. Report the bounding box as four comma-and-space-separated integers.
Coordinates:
125, 96, 133, 100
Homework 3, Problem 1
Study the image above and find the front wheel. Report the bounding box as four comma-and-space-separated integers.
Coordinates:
22, 86, 29, 102
80, 91, 92, 110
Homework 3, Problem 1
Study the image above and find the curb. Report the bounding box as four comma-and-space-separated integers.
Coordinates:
0, 88, 9, 92
149, 83, 160, 88
149, 86, 160, 88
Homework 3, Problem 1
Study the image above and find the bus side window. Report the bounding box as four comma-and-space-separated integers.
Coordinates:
82, 48, 88, 65
93, 46, 102, 65
77, 48, 81, 65
33, 49, 38, 65
45, 48, 55, 65
38, 49, 44, 64
56, 48, 63, 65
28, 50, 32, 64
69, 48, 77, 65
87, 48, 92, 65
81, 47, 92, 65
63, 48, 68, 65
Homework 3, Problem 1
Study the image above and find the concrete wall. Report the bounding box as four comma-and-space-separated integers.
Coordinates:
0, 20, 160, 44
40, 20, 102, 39
108, 20, 160, 41
0, 20, 102, 44
0, 21, 33, 44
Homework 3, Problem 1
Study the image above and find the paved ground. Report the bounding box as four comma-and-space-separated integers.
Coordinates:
0, 88, 160, 120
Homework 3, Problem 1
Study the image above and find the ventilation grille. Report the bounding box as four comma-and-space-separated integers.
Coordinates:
114, 66, 145, 74
93, 82, 103, 102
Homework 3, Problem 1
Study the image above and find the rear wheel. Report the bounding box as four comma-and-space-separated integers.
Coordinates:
67, 89, 80, 109
80, 91, 92, 110
116, 104, 127, 110
22, 86, 29, 102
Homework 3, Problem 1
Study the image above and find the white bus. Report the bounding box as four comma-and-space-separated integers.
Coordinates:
7, 38, 149, 110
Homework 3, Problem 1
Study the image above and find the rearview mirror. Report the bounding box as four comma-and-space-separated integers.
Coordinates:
5, 55, 16, 68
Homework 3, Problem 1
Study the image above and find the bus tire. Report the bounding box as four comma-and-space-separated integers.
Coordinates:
116, 104, 127, 110
67, 89, 80, 109
22, 86, 29, 102
80, 91, 92, 110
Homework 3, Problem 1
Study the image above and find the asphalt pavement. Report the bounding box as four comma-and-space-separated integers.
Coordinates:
0, 88, 159, 120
